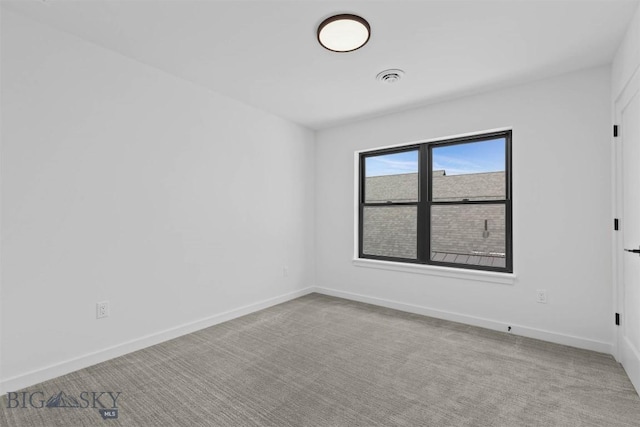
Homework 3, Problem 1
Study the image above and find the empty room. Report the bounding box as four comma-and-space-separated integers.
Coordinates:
2, 0, 640, 425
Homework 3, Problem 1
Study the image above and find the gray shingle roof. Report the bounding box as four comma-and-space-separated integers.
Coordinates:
363, 171, 506, 261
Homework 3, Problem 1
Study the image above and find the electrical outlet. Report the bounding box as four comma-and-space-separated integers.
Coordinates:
536, 289, 547, 304
96, 301, 110, 319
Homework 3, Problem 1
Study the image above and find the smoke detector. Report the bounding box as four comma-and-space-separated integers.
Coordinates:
376, 69, 405, 84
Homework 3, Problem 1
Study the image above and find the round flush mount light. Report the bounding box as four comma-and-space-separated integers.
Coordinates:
376, 69, 405, 83
317, 14, 370, 52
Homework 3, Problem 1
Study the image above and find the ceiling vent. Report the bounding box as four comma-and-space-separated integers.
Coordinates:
376, 69, 405, 84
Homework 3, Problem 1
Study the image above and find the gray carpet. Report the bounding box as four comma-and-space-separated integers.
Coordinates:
1, 293, 639, 426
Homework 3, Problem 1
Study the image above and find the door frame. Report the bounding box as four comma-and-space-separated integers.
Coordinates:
613, 63, 640, 393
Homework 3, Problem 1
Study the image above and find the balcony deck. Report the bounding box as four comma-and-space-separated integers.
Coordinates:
431, 252, 506, 268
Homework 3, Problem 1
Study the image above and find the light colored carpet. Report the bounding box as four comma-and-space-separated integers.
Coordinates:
1, 293, 639, 426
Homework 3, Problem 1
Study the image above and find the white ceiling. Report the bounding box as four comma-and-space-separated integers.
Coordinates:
3, 0, 639, 129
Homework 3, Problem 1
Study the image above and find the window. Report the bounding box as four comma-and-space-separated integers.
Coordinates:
359, 130, 512, 273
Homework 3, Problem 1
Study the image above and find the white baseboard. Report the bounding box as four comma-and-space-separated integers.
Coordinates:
620, 336, 640, 394
312, 287, 614, 355
0, 287, 314, 394
2, 286, 618, 394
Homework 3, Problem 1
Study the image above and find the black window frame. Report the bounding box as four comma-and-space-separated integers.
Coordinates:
359, 130, 512, 273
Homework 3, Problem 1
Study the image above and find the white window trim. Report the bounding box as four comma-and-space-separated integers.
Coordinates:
353, 127, 515, 286
352, 258, 516, 285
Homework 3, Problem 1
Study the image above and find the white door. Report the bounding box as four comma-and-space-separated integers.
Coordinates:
616, 68, 640, 393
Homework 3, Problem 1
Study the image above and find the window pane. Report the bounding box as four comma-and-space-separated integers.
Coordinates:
431, 204, 506, 268
363, 206, 417, 259
432, 139, 505, 201
365, 150, 418, 203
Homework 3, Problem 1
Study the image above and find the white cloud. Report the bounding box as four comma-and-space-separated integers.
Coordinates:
367, 157, 418, 177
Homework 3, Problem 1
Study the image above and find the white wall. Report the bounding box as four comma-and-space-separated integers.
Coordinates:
0, 11, 315, 392
316, 66, 613, 352
612, 2, 640, 393
613, 4, 640, 101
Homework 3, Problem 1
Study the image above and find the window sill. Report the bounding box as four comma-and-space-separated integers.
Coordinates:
352, 258, 517, 285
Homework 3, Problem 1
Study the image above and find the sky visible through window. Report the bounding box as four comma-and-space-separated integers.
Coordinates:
366, 138, 505, 177
366, 150, 419, 177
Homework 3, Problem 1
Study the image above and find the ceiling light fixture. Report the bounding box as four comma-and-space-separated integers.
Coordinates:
317, 14, 370, 52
